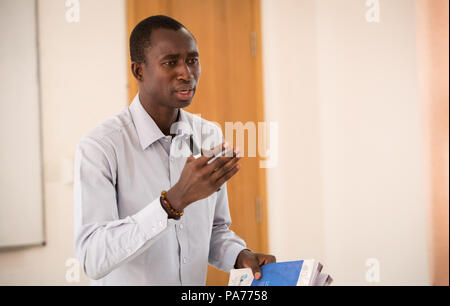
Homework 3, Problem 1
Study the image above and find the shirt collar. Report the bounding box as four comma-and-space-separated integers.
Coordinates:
129, 94, 195, 150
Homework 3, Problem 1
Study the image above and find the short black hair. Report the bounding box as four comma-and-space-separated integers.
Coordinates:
129, 15, 187, 63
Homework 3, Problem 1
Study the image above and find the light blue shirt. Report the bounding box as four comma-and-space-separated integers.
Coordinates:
74, 94, 246, 285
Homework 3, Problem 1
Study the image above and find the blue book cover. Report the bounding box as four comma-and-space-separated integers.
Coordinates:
251, 260, 304, 286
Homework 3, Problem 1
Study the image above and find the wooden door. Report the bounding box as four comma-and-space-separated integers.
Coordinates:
127, 0, 268, 286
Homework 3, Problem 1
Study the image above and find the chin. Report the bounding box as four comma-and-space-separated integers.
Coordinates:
175, 98, 193, 109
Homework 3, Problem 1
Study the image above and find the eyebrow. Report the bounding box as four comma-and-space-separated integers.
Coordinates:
160, 51, 199, 61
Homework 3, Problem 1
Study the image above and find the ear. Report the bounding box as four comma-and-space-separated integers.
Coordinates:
131, 62, 144, 82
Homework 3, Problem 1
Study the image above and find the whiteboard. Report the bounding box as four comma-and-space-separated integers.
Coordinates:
0, 0, 45, 247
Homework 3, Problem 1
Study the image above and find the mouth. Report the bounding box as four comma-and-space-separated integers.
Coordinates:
174, 88, 195, 101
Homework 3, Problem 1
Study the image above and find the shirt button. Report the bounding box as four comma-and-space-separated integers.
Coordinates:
158, 220, 164, 227
152, 226, 157, 233
126, 248, 132, 254
179, 224, 184, 230
183, 257, 187, 264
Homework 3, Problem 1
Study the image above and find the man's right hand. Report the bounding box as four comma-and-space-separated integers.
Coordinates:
165, 142, 241, 211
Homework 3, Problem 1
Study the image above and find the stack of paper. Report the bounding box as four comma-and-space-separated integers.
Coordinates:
228, 260, 333, 286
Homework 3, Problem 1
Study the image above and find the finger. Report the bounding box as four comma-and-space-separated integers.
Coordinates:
204, 141, 229, 157
215, 163, 240, 187
258, 254, 276, 266
195, 149, 236, 180
194, 152, 219, 166
208, 146, 240, 169
196, 142, 229, 165
207, 148, 237, 171
268, 255, 277, 264
211, 154, 241, 181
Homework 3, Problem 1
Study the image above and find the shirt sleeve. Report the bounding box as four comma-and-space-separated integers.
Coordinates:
73, 136, 170, 280
207, 126, 247, 272
208, 182, 247, 272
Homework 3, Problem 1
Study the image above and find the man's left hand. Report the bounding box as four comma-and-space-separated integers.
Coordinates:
234, 249, 276, 280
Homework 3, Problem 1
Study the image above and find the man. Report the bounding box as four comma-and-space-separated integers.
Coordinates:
74, 15, 275, 285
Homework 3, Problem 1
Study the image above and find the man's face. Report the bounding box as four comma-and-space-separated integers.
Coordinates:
139, 28, 201, 109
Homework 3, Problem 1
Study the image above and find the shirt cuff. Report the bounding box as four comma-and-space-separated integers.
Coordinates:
131, 197, 169, 239
223, 244, 247, 273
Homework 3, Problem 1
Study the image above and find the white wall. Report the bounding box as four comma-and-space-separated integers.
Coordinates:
262, 0, 430, 285
0, 0, 128, 285
261, 0, 325, 264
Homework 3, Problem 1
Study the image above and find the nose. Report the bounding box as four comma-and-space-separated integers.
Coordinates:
176, 62, 193, 81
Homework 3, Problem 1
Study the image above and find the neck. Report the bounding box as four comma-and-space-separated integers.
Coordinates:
139, 92, 179, 136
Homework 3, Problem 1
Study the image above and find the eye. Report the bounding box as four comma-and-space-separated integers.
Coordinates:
187, 58, 199, 65
163, 61, 176, 67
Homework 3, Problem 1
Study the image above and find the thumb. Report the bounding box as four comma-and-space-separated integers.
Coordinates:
250, 263, 262, 280
186, 155, 195, 163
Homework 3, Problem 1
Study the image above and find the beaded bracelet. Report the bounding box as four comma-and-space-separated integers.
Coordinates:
161, 190, 184, 218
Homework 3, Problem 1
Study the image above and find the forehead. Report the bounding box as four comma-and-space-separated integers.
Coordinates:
147, 28, 198, 60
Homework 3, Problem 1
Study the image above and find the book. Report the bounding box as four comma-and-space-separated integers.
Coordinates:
228, 259, 333, 286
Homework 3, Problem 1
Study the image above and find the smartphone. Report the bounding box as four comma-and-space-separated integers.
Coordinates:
206, 150, 224, 164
